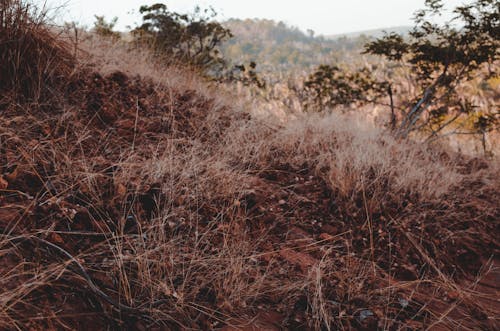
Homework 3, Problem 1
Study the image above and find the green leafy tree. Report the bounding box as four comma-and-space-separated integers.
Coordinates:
363, 0, 499, 138
303, 65, 388, 110
304, 0, 498, 148
133, 3, 232, 74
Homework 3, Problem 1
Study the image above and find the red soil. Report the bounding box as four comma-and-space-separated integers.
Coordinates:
1, 67, 498, 330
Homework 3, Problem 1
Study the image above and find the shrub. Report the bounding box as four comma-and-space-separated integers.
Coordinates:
303, 65, 387, 111
226, 61, 266, 88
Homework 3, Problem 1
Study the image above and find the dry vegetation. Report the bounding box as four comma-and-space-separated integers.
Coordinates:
1, 1, 499, 330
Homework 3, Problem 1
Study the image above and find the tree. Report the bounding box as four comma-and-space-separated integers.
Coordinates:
133, 3, 232, 74
303, 65, 388, 111
304, 0, 498, 149
363, 0, 499, 138
93, 15, 120, 40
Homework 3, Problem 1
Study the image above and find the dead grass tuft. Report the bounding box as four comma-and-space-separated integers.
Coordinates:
0, 0, 74, 104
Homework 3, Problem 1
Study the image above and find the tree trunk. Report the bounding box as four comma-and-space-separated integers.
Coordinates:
388, 84, 396, 130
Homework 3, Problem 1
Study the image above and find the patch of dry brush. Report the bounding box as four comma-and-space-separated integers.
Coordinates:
0, 2, 499, 330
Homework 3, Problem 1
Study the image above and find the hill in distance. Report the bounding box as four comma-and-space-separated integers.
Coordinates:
326, 25, 412, 40
221, 18, 374, 72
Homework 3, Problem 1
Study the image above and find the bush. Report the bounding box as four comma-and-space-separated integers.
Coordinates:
303, 65, 387, 111
226, 61, 266, 88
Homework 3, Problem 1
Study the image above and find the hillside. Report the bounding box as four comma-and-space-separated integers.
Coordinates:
325, 26, 412, 40
1, 2, 499, 330
221, 21, 412, 75
221, 19, 370, 73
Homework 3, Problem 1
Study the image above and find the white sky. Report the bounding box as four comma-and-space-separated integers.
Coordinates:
39, 0, 470, 35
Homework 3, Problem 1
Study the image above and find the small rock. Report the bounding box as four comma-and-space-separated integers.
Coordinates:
115, 183, 127, 197
319, 233, 334, 241
398, 298, 409, 308
279, 249, 318, 273
358, 309, 374, 322
447, 291, 460, 300
0, 176, 8, 189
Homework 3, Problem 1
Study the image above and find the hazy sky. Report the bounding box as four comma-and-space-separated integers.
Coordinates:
40, 0, 470, 35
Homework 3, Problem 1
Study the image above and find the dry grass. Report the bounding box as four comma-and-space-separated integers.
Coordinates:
0, 0, 74, 104
0, 2, 498, 330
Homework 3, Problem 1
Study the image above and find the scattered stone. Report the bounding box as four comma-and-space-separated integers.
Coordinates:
398, 298, 409, 308
0, 176, 8, 189
279, 249, 318, 273
358, 309, 374, 322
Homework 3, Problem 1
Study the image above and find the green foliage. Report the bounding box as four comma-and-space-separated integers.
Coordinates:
133, 3, 232, 73
363, 0, 499, 137
228, 61, 266, 88
363, 33, 408, 61
303, 65, 387, 110
221, 19, 369, 74
475, 113, 499, 133
93, 15, 120, 39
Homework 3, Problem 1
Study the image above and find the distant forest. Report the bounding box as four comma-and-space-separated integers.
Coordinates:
221, 19, 409, 73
